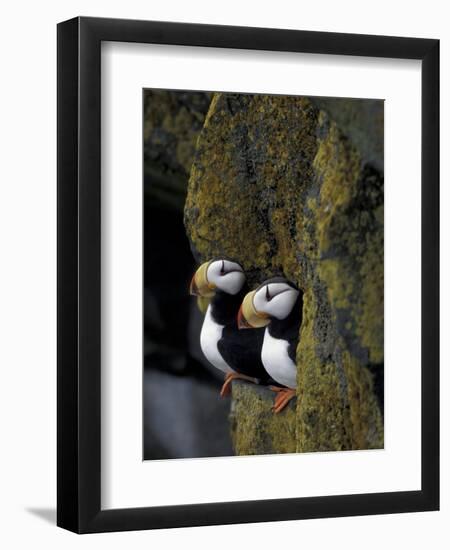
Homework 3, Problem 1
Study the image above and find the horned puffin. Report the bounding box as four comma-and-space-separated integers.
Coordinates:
237, 277, 302, 413
190, 259, 270, 397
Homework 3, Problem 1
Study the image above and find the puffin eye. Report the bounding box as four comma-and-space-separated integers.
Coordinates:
266, 285, 272, 301
220, 260, 225, 275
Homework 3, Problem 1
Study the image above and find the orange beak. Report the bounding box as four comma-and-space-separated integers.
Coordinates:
237, 305, 253, 329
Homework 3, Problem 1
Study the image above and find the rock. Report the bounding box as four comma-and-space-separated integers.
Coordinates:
230, 381, 296, 455
144, 90, 212, 210
184, 92, 384, 454
310, 97, 384, 172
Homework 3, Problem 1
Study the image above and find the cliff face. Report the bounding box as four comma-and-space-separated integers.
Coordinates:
184, 93, 384, 454
144, 90, 212, 210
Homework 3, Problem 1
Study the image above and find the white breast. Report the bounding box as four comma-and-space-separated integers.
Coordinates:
200, 305, 235, 374
261, 329, 297, 389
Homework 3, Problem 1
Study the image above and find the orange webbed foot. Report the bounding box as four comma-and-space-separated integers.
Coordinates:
270, 387, 296, 413
220, 373, 257, 397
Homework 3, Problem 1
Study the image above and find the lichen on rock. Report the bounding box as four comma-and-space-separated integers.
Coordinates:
184, 92, 384, 455
230, 381, 297, 455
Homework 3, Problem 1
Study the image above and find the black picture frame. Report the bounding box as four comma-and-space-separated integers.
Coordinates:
57, 16, 439, 533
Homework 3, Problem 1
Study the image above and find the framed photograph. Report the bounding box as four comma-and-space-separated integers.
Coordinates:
57, 16, 439, 533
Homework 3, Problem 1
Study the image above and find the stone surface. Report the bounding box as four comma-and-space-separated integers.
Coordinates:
184, 92, 384, 454
230, 381, 296, 455
143, 89, 212, 210
310, 97, 384, 172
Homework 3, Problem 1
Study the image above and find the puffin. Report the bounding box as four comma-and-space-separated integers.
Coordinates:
189, 258, 270, 397
237, 277, 302, 413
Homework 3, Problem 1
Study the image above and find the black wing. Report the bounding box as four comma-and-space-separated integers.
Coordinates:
217, 325, 270, 382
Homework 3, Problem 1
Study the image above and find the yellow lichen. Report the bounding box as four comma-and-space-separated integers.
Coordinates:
230, 381, 297, 455
296, 288, 351, 452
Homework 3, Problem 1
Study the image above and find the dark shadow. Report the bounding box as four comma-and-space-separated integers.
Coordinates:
26, 507, 56, 525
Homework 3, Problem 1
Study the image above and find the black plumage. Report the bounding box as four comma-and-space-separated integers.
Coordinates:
210, 288, 270, 383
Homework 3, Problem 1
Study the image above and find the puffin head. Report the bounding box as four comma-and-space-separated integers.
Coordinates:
189, 259, 246, 297
237, 277, 299, 329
